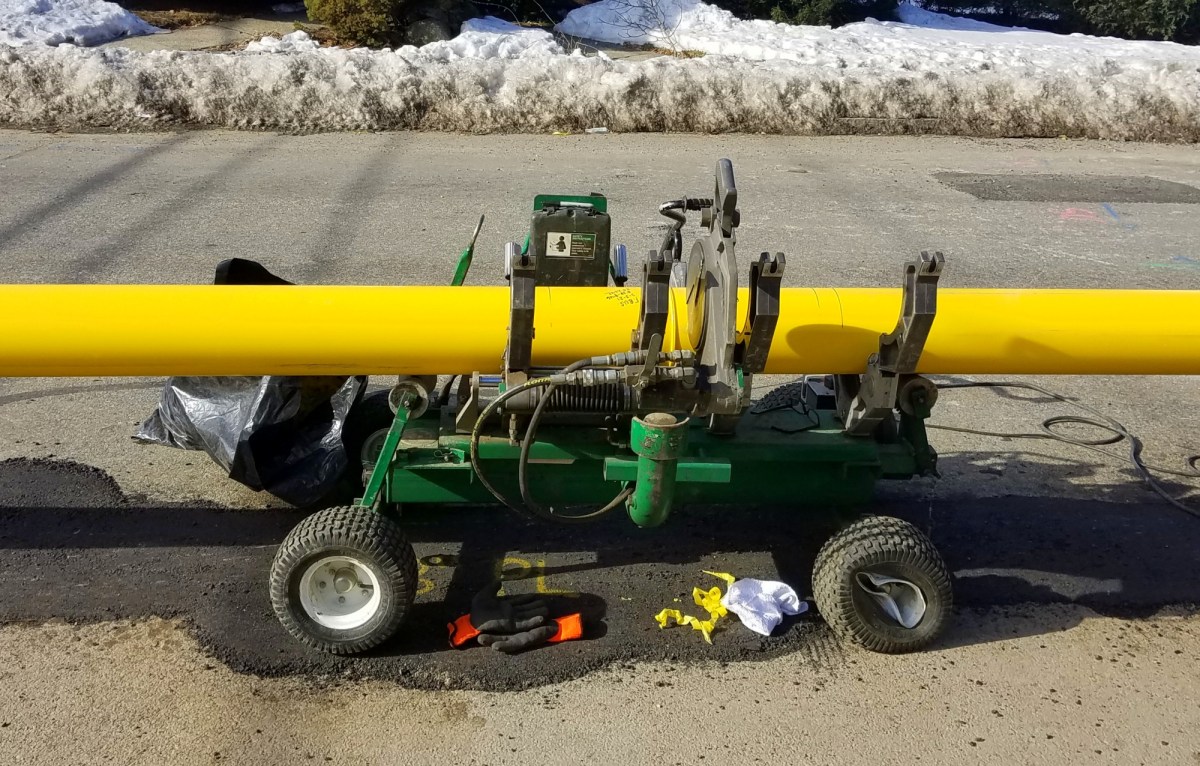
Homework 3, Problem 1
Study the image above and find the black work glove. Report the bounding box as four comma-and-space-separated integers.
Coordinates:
470, 581, 558, 654
477, 624, 559, 653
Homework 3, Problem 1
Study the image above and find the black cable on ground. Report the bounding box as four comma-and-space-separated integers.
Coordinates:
930, 381, 1200, 518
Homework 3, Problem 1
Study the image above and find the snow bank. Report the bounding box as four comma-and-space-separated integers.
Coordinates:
893, 2, 1030, 30
0, 0, 158, 46
246, 19, 562, 60
0, 8, 1198, 140
558, 0, 1200, 77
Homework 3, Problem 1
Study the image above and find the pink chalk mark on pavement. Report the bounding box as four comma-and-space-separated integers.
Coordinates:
1058, 208, 1102, 222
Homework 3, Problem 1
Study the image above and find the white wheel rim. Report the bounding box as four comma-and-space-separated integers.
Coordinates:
298, 555, 382, 631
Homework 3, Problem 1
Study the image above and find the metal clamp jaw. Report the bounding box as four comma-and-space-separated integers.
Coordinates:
505, 242, 535, 375
738, 251, 785, 375
838, 251, 944, 437
633, 250, 671, 352
635, 162, 786, 434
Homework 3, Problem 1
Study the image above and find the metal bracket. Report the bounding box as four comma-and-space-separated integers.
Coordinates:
738, 251, 785, 374
839, 251, 944, 436
358, 392, 414, 511
453, 372, 482, 434
633, 250, 670, 351
506, 242, 535, 374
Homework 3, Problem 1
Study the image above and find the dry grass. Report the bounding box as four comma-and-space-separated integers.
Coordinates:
132, 9, 229, 29
291, 22, 357, 47
623, 42, 705, 57
197, 39, 247, 51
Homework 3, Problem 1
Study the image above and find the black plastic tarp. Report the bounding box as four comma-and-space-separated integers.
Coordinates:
134, 259, 366, 507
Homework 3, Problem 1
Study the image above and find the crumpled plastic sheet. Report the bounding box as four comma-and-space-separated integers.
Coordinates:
135, 374, 365, 507
133, 257, 367, 508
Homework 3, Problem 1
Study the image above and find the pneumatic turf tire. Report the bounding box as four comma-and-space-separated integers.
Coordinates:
270, 506, 418, 655
812, 515, 952, 654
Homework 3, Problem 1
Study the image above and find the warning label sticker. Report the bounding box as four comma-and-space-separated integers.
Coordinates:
545, 232, 597, 259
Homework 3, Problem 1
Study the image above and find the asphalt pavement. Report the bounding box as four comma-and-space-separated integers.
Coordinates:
2, 454, 1198, 691
1, 131, 1199, 761
3, 131, 1200, 291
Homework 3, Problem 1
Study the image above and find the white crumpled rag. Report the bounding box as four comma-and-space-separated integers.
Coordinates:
721, 578, 808, 636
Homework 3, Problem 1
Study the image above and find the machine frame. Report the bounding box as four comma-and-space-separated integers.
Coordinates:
268, 160, 954, 657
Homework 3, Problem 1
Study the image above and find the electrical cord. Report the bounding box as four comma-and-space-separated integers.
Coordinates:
929, 381, 1200, 518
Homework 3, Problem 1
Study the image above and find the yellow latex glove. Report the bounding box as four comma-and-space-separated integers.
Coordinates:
654, 571, 736, 644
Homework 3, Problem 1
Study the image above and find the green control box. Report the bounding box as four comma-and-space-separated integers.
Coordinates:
529, 195, 611, 287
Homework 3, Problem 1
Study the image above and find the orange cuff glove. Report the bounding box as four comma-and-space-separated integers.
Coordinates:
448, 612, 583, 649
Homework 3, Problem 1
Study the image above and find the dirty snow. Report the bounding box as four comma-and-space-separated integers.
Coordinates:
0, 0, 158, 46
1, 4, 1199, 139
246, 18, 562, 59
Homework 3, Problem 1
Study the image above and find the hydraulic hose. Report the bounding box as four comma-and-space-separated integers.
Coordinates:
468, 376, 556, 519
469, 355, 638, 523
517, 359, 631, 524
474, 348, 678, 523
931, 381, 1199, 518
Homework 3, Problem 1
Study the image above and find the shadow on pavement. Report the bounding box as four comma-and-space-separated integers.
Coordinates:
0, 455, 1197, 688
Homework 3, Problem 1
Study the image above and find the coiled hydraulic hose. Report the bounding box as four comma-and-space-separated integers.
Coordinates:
468, 356, 636, 524
517, 359, 632, 524
468, 375, 557, 519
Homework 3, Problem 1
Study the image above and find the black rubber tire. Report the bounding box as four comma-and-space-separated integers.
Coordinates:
308, 388, 397, 507
812, 515, 952, 654
342, 390, 395, 475
269, 506, 418, 655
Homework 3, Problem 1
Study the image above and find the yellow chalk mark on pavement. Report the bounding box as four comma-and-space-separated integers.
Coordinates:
536, 558, 578, 597
494, 555, 579, 597
414, 560, 436, 597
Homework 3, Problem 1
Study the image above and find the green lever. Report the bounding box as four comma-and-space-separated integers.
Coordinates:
357, 391, 415, 511
451, 214, 485, 287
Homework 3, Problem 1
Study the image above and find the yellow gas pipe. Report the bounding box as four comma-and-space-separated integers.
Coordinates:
0, 284, 1197, 377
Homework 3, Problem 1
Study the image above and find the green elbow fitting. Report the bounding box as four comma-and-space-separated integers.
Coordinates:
627, 412, 689, 528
